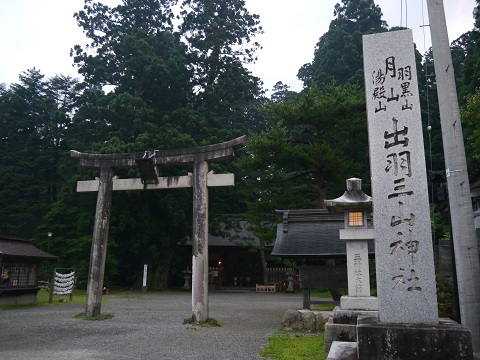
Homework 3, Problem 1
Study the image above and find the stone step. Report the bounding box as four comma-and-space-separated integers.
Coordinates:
327, 341, 357, 360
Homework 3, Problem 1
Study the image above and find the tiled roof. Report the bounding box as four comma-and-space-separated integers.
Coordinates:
0, 236, 58, 260
208, 221, 261, 247
272, 209, 374, 257
182, 220, 261, 247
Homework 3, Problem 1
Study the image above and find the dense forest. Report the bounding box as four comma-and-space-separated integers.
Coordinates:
1, 0, 480, 289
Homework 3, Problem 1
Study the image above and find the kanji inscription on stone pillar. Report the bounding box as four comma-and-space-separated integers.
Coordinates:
363, 30, 438, 325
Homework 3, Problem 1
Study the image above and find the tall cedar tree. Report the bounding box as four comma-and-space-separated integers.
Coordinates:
0, 70, 78, 237
460, 2, 480, 172
235, 0, 387, 276
178, 0, 264, 139
458, 1, 480, 103
235, 83, 367, 280
298, 0, 388, 89
33, 0, 264, 289
423, 3, 479, 177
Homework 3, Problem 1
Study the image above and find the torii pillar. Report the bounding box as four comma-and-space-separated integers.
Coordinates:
86, 166, 114, 317
192, 160, 209, 321
71, 136, 246, 320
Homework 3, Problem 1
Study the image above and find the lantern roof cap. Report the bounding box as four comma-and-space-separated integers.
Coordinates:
325, 178, 372, 213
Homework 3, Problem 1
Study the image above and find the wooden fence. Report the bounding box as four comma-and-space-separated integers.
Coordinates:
266, 267, 299, 291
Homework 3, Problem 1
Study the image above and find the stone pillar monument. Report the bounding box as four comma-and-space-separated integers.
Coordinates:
364, 29, 438, 325
327, 28, 473, 360
349, 28, 473, 360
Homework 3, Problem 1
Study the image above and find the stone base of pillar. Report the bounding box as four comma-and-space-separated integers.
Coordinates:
324, 306, 379, 352
357, 316, 474, 360
141, 286, 147, 293
327, 341, 357, 360
324, 319, 357, 352
340, 296, 378, 311
333, 306, 378, 324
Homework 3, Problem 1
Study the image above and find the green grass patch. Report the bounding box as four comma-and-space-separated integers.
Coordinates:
199, 318, 223, 327
311, 303, 336, 311
0, 288, 88, 311
106, 290, 155, 300
309, 289, 334, 298
293, 289, 333, 298
73, 312, 115, 321
308, 289, 348, 298
0, 303, 38, 311
36, 288, 88, 306
183, 316, 223, 327
260, 330, 328, 360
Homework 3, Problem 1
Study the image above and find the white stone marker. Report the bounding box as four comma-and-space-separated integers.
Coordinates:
340, 241, 378, 311
363, 29, 439, 325
142, 264, 148, 293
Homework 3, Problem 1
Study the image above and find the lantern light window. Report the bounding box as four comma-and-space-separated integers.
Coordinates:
348, 211, 364, 227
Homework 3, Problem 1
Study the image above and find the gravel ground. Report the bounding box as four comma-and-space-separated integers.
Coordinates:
1, 290, 307, 360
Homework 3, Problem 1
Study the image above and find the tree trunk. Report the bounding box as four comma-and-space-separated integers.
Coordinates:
259, 238, 268, 285
150, 250, 174, 290
317, 167, 327, 209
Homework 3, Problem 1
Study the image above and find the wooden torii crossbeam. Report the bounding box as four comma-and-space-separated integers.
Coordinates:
71, 136, 246, 321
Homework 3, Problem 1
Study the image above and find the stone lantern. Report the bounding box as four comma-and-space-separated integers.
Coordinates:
183, 266, 192, 290
325, 178, 377, 312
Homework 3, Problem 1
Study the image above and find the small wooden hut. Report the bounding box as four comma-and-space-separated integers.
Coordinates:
0, 235, 57, 305
272, 209, 374, 308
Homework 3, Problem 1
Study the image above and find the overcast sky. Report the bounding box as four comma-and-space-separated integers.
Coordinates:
0, 0, 476, 93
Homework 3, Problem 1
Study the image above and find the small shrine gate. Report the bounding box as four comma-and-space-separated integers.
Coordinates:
71, 136, 246, 321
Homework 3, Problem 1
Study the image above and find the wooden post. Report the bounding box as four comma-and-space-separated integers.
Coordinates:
303, 288, 311, 310
70, 267, 75, 301
192, 160, 209, 322
48, 268, 55, 304
85, 166, 114, 317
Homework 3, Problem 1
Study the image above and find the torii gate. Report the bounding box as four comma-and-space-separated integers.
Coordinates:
71, 136, 246, 321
